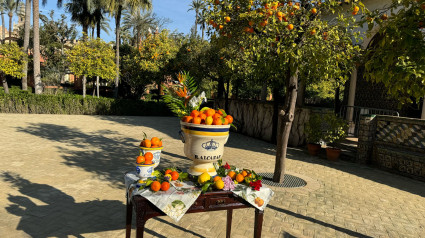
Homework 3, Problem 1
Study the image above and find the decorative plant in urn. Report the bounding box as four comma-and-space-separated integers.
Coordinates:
163, 72, 235, 176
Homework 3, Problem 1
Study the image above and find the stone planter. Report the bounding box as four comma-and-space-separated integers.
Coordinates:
136, 163, 156, 180
139, 146, 163, 168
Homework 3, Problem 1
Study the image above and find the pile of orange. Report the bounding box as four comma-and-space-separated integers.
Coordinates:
140, 136, 162, 148
136, 152, 154, 165
181, 109, 234, 126
227, 170, 250, 183
150, 181, 170, 192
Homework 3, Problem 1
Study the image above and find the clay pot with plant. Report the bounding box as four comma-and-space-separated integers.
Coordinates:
305, 114, 323, 156
322, 114, 349, 161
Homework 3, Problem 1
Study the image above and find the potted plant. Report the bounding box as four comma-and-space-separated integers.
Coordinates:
322, 113, 349, 161
305, 114, 323, 156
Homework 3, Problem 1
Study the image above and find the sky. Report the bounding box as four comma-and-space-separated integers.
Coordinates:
6, 0, 197, 42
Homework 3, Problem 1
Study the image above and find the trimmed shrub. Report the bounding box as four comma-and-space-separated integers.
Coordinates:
0, 88, 173, 116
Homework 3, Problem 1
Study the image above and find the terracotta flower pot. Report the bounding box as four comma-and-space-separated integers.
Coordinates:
326, 147, 341, 161
307, 143, 321, 156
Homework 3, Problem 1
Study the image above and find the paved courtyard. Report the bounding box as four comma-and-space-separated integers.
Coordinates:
0, 114, 424, 238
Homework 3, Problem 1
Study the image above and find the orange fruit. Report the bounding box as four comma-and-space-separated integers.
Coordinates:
213, 113, 222, 120
144, 152, 153, 161
276, 11, 283, 17
311, 8, 317, 14
213, 176, 222, 182
310, 29, 316, 35
353, 6, 359, 12
151, 181, 161, 192
151, 137, 160, 146
186, 116, 193, 123
190, 110, 200, 118
248, 21, 254, 26
236, 174, 244, 183
158, 140, 162, 147
260, 20, 268, 27
161, 181, 170, 191
206, 109, 215, 117
145, 157, 153, 164
170, 171, 179, 181
193, 117, 202, 124
287, 24, 294, 30
136, 156, 145, 164
218, 24, 223, 30
165, 169, 172, 175
223, 118, 229, 125
228, 171, 236, 180
225, 115, 233, 124
241, 170, 248, 177
199, 113, 207, 120
142, 139, 151, 148
224, 16, 230, 22
213, 118, 223, 125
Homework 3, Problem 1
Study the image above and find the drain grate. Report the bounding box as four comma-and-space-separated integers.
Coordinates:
258, 172, 307, 188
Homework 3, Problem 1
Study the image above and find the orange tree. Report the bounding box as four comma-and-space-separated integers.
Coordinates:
121, 30, 179, 99
362, 0, 425, 106
204, 0, 363, 182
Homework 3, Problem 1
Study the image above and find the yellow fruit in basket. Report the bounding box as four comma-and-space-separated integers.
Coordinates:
198, 172, 211, 184
205, 116, 213, 125
215, 180, 225, 190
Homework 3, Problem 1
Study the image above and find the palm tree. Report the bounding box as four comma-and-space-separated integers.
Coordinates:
21, 0, 30, 90
188, 0, 203, 37
33, 0, 42, 94
0, 0, 5, 43
106, 0, 151, 98
3, 0, 20, 43
122, 10, 155, 46
198, 10, 207, 40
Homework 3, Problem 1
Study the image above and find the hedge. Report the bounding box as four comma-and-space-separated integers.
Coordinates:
0, 89, 173, 116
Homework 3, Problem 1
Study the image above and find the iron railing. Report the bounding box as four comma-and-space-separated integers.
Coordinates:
339, 105, 399, 137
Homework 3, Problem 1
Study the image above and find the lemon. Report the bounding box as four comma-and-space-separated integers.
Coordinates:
215, 180, 224, 190
198, 172, 211, 184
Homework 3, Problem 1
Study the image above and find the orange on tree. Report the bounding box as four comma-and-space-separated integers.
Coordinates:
161, 181, 170, 191
225, 16, 231, 22
310, 29, 316, 35
248, 21, 254, 26
287, 24, 294, 30
311, 8, 317, 14
170, 171, 179, 181
219, 25, 224, 30
136, 156, 145, 164
260, 20, 268, 27
151, 181, 161, 192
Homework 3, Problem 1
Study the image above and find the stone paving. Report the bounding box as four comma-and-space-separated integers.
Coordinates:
0, 114, 424, 238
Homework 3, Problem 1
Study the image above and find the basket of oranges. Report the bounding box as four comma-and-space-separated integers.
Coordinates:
135, 152, 156, 179
140, 133, 163, 168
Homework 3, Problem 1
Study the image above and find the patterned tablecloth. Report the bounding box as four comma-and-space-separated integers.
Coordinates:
125, 171, 274, 222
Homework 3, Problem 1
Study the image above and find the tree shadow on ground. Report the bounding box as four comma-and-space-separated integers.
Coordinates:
94, 116, 425, 197
16, 123, 191, 188
268, 204, 372, 238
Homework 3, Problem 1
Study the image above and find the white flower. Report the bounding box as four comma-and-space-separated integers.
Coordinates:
189, 96, 199, 108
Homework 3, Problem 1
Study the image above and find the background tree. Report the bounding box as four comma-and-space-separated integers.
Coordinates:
188, 0, 204, 37
33, 0, 42, 94
204, 0, 363, 182
39, 11, 77, 86
0, 42, 27, 93
122, 10, 155, 46
106, 0, 152, 98
0, 0, 5, 42
3, 0, 20, 43
67, 37, 116, 98
362, 0, 425, 118
21, 0, 31, 90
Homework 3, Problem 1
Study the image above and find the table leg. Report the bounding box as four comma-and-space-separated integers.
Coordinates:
226, 209, 233, 238
126, 200, 133, 238
136, 212, 147, 238
254, 209, 264, 238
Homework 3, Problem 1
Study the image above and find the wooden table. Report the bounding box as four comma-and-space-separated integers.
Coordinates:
125, 190, 264, 238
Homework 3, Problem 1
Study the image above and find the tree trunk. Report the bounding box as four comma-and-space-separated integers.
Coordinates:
296, 77, 305, 107
113, 5, 122, 98
194, 10, 198, 37
201, 25, 205, 40
421, 96, 425, 119
1, 13, 5, 43
225, 79, 230, 112
82, 75, 86, 98
334, 85, 340, 114
96, 76, 99, 98
92, 79, 95, 96
21, 0, 31, 91
2, 74, 9, 94
217, 78, 225, 99
271, 86, 280, 144
260, 83, 267, 101
92, 27, 95, 39
97, 19, 101, 39
33, 0, 42, 94
273, 69, 298, 183
83, 24, 88, 39
8, 13, 12, 44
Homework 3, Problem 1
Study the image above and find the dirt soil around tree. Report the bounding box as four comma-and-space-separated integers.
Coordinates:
0, 114, 424, 238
